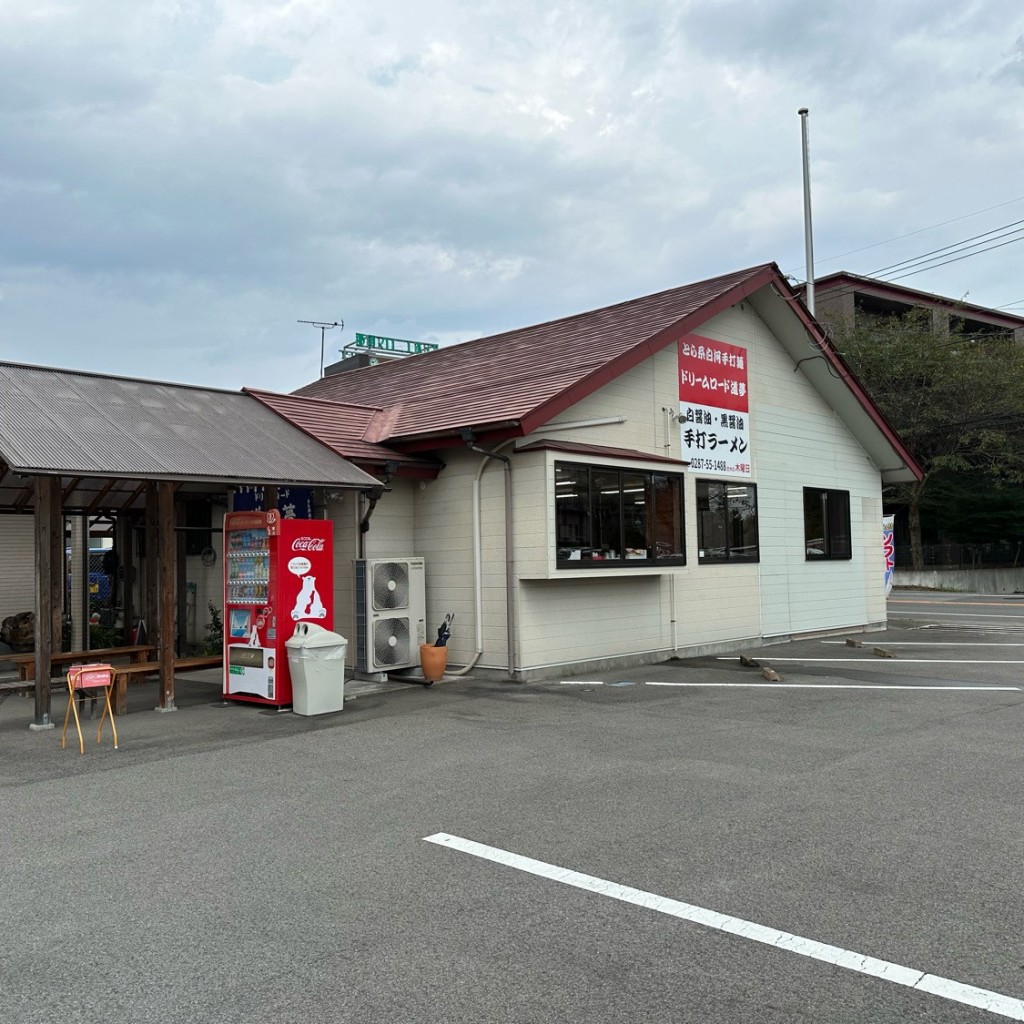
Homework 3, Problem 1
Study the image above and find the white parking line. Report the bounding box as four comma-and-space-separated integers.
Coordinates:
718, 657, 1024, 664
559, 681, 604, 685
645, 681, 1021, 691
424, 832, 1024, 1021
821, 641, 1024, 647
897, 610, 1024, 620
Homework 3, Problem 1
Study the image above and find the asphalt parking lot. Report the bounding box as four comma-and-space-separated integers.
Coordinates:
3, 592, 1024, 1023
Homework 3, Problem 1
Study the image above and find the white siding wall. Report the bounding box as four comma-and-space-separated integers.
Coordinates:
0, 516, 36, 624
330, 480, 421, 656
696, 303, 884, 637
184, 532, 224, 646
329, 491, 362, 645
504, 296, 886, 673
414, 451, 509, 669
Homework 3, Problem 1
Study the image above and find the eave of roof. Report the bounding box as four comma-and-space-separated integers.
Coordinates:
809, 272, 1024, 328
516, 439, 688, 466
748, 279, 924, 483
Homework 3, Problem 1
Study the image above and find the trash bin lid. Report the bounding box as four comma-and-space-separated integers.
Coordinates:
285, 621, 348, 649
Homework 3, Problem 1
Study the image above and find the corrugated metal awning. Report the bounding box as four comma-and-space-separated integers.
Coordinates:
0, 363, 381, 504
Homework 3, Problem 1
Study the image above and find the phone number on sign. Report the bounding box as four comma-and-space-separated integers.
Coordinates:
688, 458, 732, 472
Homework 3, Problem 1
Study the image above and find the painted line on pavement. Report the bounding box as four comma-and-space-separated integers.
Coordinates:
890, 599, 1021, 607
893, 610, 1024, 620
718, 657, 1024, 665
560, 680, 604, 685
646, 681, 1020, 691
821, 641, 1024, 647
423, 832, 1024, 1021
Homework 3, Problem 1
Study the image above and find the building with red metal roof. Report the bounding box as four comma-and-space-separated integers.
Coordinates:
250, 261, 923, 681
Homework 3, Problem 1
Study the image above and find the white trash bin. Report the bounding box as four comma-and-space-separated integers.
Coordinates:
286, 622, 348, 716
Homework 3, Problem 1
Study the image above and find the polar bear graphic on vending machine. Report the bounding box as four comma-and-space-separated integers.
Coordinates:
291, 575, 327, 620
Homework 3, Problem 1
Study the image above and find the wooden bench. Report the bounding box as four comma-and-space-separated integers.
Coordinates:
9, 645, 157, 682
0, 678, 34, 708
111, 656, 222, 715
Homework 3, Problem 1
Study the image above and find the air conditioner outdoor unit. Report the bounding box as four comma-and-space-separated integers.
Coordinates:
355, 557, 427, 673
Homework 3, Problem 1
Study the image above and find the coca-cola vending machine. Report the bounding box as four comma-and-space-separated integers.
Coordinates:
222, 510, 333, 708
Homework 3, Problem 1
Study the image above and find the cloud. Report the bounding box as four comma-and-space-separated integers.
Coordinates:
1, 0, 1023, 391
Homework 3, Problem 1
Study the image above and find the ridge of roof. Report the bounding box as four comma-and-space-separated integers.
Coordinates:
0, 359, 244, 397
291, 263, 776, 442
246, 388, 386, 414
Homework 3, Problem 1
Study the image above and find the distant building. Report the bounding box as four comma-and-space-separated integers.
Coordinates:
800, 272, 1024, 343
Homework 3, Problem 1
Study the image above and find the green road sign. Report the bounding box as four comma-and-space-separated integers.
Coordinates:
352, 332, 438, 355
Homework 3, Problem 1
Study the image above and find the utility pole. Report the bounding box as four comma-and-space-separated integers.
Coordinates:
298, 319, 343, 378
798, 107, 815, 316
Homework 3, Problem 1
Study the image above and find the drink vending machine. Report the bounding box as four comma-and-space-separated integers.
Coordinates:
222, 510, 334, 708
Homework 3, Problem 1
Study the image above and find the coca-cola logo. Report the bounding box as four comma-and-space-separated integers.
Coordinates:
291, 537, 325, 552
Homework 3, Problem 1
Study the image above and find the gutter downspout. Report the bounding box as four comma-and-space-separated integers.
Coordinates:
357, 487, 385, 560
455, 434, 516, 679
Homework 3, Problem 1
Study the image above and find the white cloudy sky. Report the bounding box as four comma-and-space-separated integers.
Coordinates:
2, 0, 1023, 392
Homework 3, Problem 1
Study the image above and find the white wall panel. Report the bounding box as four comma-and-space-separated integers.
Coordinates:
0, 516, 35, 625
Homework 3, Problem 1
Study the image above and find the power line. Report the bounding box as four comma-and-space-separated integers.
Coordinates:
885, 232, 1024, 284
784, 194, 1024, 277
868, 218, 1024, 278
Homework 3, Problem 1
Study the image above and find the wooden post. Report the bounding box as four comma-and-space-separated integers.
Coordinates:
176, 501, 187, 656
31, 476, 62, 730
157, 481, 176, 711
119, 515, 135, 646
145, 483, 159, 651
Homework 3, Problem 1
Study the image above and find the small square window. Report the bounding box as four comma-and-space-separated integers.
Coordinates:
803, 488, 851, 559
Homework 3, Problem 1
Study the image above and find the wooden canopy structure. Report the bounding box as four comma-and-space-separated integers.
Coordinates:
0, 362, 381, 729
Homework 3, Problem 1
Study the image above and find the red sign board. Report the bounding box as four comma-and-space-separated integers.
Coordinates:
678, 336, 749, 414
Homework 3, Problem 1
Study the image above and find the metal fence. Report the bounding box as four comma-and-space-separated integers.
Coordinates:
894, 541, 1024, 569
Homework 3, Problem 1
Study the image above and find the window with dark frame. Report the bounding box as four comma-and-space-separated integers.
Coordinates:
803, 487, 851, 560
696, 480, 759, 563
555, 462, 685, 567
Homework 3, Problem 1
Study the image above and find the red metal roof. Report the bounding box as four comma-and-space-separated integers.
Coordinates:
244, 390, 441, 477
275, 262, 921, 481
294, 264, 778, 443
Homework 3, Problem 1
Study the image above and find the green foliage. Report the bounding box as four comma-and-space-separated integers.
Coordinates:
920, 471, 1024, 544
201, 602, 223, 655
834, 309, 1024, 484
829, 309, 1024, 566
89, 624, 122, 648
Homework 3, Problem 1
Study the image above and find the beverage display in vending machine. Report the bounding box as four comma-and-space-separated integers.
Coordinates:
222, 510, 334, 708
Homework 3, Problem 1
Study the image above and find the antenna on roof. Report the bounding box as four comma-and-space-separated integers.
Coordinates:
298, 319, 344, 378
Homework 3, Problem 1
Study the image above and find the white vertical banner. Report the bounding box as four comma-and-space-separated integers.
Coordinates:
882, 515, 895, 596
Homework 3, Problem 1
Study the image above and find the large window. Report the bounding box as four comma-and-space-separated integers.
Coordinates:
555, 463, 685, 568
696, 481, 759, 563
803, 488, 851, 559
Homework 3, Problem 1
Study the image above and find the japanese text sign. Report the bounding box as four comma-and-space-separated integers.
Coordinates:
678, 334, 752, 477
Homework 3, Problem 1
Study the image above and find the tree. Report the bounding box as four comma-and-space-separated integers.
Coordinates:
829, 309, 1024, 569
